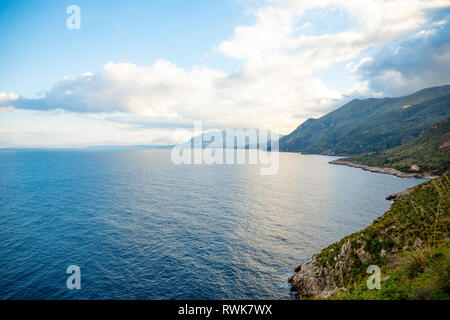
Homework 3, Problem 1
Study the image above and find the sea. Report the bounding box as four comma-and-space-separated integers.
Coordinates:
0, 149, 425, 299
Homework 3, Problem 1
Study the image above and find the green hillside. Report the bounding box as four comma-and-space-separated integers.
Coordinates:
279, 85, 450, 155
289, 173, 450, 300
333, 172, 450, 299
342, 117, 450, 175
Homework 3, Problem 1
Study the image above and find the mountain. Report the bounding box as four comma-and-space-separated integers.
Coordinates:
279, 85, 450, 155
182, 129, 282, 149
289, 172, 450, 299
337, 117, 450, 176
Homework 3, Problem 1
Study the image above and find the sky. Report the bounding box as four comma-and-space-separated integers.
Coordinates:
0, 0, 449, 147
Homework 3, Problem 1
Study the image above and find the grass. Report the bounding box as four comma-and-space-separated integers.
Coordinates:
334, 242, 450, 300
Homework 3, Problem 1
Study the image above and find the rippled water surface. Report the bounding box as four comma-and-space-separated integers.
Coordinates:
0, 150, 424, 299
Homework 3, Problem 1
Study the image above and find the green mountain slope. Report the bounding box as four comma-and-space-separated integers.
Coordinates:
289, 172, 450, 300
279, 85, 450, 155
341, 117, 450, 175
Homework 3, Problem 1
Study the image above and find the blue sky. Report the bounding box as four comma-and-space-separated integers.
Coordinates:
0, 0, 449, 147
0, 0, 253, 96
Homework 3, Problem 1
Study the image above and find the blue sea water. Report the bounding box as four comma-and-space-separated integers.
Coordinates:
0, 150, 425, 299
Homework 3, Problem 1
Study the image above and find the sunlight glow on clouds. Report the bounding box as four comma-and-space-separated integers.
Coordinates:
1, 0, 449, 147
351, 14, 450, 95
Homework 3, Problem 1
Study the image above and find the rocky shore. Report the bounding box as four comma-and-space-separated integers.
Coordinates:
329, 159, 434, 178
288, 237, 372, 299
288, 255, 339, 299
384, 188, 414, 201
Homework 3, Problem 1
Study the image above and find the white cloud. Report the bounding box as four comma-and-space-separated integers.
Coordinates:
350, 15, 450, 95
0, 92, 19, 110
8, 57, 342, 135
350, 57, 374, 75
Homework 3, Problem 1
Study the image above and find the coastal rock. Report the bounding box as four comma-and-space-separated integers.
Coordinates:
288, 239, 357, 298
386, 188, 415, 201
288, 256, 339, 298
289, 238, 378, 298
328, 160, 431, 178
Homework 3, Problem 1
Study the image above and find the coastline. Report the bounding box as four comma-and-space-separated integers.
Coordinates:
328, 159, 436, 178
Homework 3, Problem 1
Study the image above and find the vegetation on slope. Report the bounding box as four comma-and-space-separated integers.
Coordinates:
290, 173, 450, 299
279, 85, 450, 155
341, 117, 450, 175
335, 242, 450, 299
